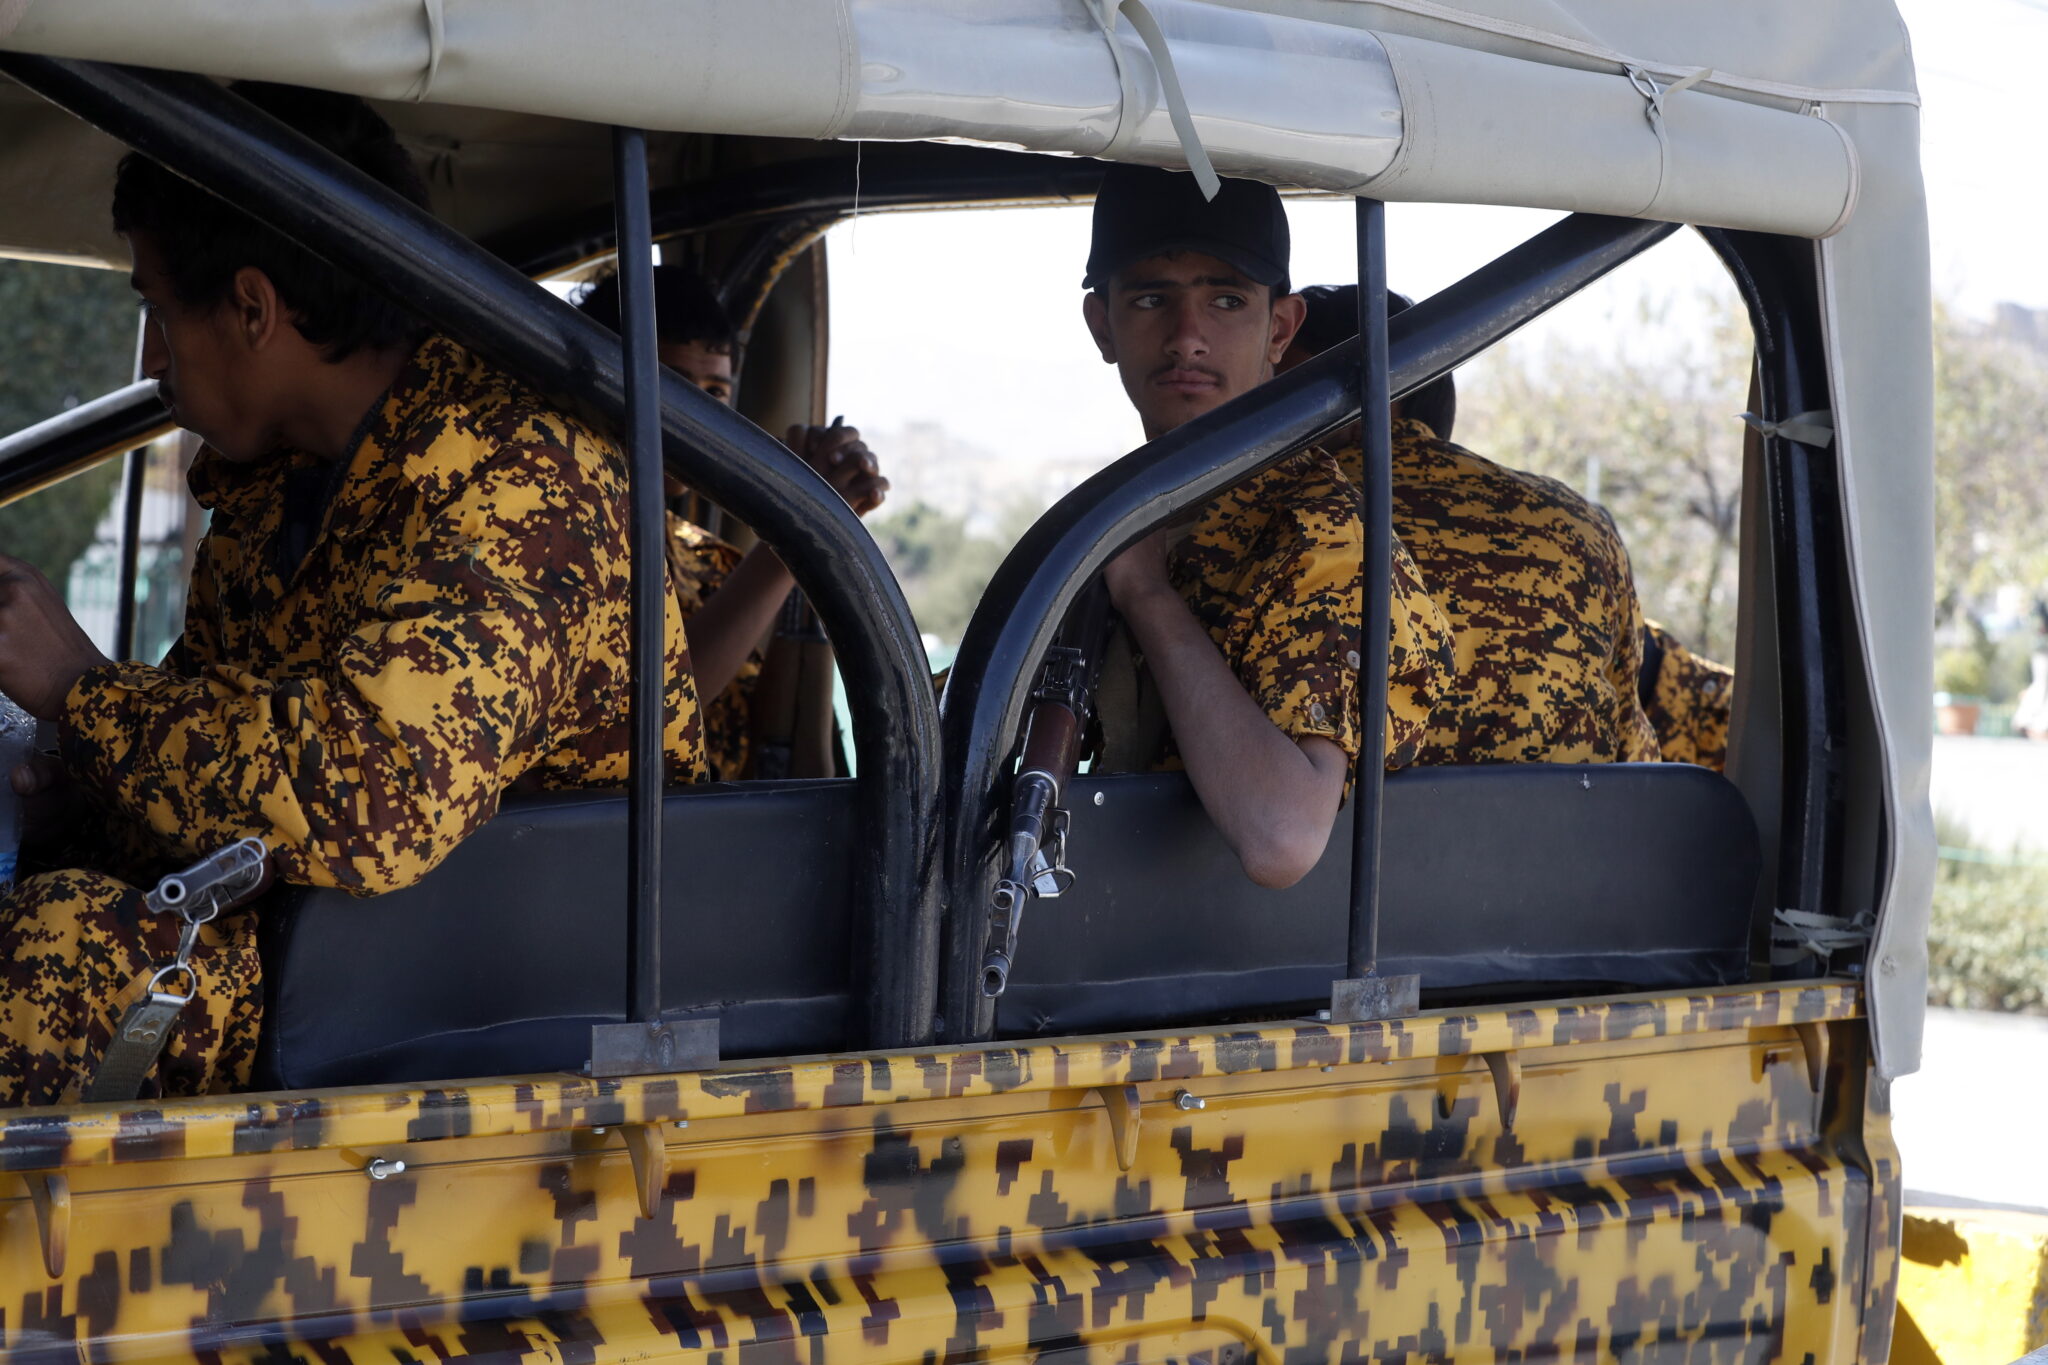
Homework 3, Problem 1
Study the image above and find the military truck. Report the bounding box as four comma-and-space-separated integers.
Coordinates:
0, 1, 1932, 1359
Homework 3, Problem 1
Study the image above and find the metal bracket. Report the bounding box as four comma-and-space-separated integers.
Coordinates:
1329, 974, 1420, 1023
572, 1122, 672, 1220
1091, 1084, 1142, 1171
22, 1172, 68, 1277
1793, 1020, 1830, 1095
587, 1017, 719, 1078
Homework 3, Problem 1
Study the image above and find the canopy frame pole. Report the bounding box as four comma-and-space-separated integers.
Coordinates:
588, 126, 708, 1076
1330, 196, 1419, 1023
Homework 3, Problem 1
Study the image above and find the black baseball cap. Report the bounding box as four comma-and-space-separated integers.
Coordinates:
1083, 164, 1290, 292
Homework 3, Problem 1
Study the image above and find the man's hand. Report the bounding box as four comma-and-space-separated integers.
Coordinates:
786, 423, 889, 517
0, 554, 109, 720
1104, 523, 1183, 613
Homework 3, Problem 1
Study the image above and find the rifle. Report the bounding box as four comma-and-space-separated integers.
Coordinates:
980, 578, 1113, 997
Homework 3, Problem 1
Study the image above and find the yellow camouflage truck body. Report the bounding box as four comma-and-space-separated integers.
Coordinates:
0, 985, 1898, 1362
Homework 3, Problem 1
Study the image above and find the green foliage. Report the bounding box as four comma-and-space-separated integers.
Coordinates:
1932, 305, 2048, 624
866, 500, 1017, 646
1934, 645, 1989, 698
1926, 811, 2048, 1015
0, 259, 139, 583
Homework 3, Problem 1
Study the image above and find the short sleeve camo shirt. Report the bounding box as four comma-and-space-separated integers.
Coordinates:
58, 335, 706, 896
1164, 446, 1453, 769
1640, 619, 1734, 770
665, 511, 762, 782
1337, 419, 1659, 765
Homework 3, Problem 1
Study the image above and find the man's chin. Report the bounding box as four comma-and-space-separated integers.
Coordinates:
1141, 390, 1229, 436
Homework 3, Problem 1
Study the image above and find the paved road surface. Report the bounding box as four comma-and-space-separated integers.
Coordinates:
1892, 1007, 2048, 1211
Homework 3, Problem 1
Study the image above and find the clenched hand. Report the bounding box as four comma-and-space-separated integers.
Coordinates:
0, 553, 111, 720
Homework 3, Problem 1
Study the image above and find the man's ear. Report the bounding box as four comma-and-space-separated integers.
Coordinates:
1082, 291, 1118, 364
229, 266, 286, 353
1267, 292, 1307, 365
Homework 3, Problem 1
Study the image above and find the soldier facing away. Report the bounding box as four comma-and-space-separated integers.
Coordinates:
0, 85, 703, 1106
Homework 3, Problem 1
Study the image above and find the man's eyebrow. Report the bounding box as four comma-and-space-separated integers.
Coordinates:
1117, 274, 1254, 293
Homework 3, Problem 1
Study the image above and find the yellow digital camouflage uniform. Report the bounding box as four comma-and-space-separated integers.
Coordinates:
1641, 619, 1735, 770
1131, 446, 1452, 770
0, 336, 704, 1109
665, 512, 762, 782
1337, 419, 1658, 764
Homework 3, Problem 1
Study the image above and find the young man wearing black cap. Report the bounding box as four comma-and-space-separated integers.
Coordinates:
1082, 165, 1452, 889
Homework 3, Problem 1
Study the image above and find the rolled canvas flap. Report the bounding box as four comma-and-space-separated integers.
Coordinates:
1365, 30, 1858, 237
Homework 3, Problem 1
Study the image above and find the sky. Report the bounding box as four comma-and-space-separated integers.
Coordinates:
824, 0, 2048, 471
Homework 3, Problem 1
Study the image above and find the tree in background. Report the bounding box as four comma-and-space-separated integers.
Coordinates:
0, 259, 138, 582
867, 499, 1041, 647
1931, 304, 2048, 628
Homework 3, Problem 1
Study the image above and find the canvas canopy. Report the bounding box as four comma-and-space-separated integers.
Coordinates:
0, 0, 1934, 1075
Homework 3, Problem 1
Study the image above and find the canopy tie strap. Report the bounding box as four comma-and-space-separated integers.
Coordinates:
1626, 64, 1711, 216
1087, 0, 1221, 200
1741, 408, 1837, 448
408, 0, 447, 103
1770, 906, 1875, 968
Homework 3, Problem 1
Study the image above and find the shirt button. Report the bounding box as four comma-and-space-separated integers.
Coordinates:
1346, 650, 1361, 669
1310, 702, 1328, 725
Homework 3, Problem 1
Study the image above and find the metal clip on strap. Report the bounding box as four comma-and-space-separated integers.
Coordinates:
1626, 64, 1712, 217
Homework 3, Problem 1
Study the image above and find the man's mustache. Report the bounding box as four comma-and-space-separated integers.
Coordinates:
1147, 361, 1225, 385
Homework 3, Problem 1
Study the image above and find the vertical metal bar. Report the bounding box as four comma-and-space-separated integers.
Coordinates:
111, 445, 146, 661
1345, 197, 1393, 981
613, 126, 665, 1028
112, 310, 151, 662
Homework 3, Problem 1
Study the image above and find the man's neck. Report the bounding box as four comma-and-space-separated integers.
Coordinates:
278, 344, 413, 462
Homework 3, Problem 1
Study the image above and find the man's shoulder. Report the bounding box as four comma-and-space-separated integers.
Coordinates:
1395, 420, 1621, 553
394, 338, 623, 505
421, 338, 611, 457
1208, 446, 1359, 554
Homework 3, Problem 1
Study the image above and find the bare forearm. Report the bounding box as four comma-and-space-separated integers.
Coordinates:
685, 545, 793, 698
1117, 582, 1344, 886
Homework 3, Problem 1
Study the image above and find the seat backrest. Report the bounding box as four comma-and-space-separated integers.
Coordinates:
992, 762, 1760, 1037
255, 780, 856, 1090
256, 762, 1758, 1089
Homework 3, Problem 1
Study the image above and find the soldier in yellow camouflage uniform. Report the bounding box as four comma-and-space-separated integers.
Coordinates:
1286, 285, 1658, 766
1640, 619, 1735, 769
0, 85, 700, 1107
1082, 167, 1452, 890
574, 269, 887, 780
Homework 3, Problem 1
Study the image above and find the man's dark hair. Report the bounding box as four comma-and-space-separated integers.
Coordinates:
1295, 284, 1457, 442
111, 82, 430, 363
573, 266, 737, 354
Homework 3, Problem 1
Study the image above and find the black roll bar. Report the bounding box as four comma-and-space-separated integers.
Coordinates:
936, 212, 1679, 1042
1335, 197, 1410, 1018
0, 56, 945, 1052
1700, 228, 1846, 952
0, 379, 169, 510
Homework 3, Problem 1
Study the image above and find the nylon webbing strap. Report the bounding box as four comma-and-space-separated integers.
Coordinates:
84, 985, 190, 1103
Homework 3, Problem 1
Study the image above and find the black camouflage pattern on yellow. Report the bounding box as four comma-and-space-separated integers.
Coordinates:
1162, 447, 1452, 768
1644, 619, 1736, 771
0, 336, 704, 1109
0, 983, 1897, 1362
666, 512, 761, 782
1340, 420, 1659, 765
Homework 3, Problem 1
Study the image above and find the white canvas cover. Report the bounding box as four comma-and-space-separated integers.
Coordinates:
0, 0, 1933, 1074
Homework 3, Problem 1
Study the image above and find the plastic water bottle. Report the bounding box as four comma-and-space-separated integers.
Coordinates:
0, 695, 33, 891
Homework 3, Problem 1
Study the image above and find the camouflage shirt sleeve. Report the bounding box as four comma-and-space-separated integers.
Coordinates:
1643, 620, 1735, 770
1231, 495, 1451, 769
58, 440, 603, 896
